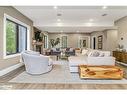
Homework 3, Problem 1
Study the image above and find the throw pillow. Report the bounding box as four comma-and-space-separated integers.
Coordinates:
56, 48, 60, 51
52, 48, 56, 51
99, 51, 105, 57
88, 50, 100, 57
86, 49, 92, 56
70, 48, 74, 52
82, 49, 88, 55
103, 51, 111, 57
66, 48, 70, 51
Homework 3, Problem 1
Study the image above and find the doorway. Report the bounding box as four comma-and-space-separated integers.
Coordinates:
93, 37, 96, 49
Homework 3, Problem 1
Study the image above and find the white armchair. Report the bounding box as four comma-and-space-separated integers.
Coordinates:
21, 51, 53, 75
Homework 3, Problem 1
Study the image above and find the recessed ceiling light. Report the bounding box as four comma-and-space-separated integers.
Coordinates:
57, 23, 63, 26
54, 6, 58, 9
102, 6, 107, 9
57, 19, 61, 21
89, 19, 94, 22
76, 31, 79, 32
85, 23, 93, 27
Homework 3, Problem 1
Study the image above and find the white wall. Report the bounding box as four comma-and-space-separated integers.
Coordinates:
106, 29, 118, 51
115, 16, 127, 50
48, 33, 90, 48
90, 31, 107, 50
90, 30, 118, 52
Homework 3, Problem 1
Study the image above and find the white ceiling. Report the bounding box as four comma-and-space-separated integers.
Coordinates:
14, 6, 127, 33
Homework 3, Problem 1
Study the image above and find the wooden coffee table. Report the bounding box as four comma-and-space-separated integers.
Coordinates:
78, 65, 123, 79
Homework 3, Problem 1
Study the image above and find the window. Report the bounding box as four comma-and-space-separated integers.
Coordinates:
43, 34, 48, 48
6, 19, 27, 55
61, 36, 67, 48
6, 20, 17, 55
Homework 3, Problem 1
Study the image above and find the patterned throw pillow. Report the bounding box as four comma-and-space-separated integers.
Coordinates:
99, 52, 105, 57
66, 48, 70, 51
89, 50, 100, 57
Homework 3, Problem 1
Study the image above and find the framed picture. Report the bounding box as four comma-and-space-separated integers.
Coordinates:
98, 35, 103, 49
98, 35, 102, 42
98, 43, 102, 49
83, 40, 86, 47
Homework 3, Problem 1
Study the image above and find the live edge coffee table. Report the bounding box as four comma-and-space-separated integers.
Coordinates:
78, 65, 124, 79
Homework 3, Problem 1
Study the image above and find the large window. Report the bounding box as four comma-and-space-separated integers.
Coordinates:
6, 19, 27, 55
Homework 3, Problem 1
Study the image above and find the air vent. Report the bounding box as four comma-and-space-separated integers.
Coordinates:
102, 14, 107, 16
57, 13, 62, 16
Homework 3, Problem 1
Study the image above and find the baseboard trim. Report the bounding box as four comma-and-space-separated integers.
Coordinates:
0, 63, 24, 76
116, 61, 127, 66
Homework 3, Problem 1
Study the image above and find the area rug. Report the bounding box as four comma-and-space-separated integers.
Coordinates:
9, 60, 127, 84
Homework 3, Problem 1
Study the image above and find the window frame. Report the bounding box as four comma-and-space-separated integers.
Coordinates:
6, 19, 28, 55
60, 34, 68, 48
3, 14, 30, 59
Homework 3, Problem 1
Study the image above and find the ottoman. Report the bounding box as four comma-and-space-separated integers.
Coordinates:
79, 65, 124, 79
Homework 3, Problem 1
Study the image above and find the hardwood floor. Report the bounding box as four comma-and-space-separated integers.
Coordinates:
0, 65, 127, 89
1, 83, 127, 89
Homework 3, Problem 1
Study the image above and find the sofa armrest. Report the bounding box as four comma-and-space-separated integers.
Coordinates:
87, 57, 115, 66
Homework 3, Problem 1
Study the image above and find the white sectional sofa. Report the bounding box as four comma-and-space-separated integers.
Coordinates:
68, 50, 115, 72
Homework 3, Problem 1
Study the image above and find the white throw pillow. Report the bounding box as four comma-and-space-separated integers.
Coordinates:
70, 48, 74, 52
86, 49, 93, 56
81, 49, 88, 55
103, 51, 111, 57
87, 51, 92, 57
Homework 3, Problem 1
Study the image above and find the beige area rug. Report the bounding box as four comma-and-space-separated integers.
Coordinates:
10, 60, 127, 84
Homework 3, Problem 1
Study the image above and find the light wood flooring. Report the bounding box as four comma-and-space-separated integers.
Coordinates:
0, 64, 127, 89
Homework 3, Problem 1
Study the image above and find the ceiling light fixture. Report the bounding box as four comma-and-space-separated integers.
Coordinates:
54, 6, 58, 9
57, 19, 61, 21
89, 19, 94, 22
85, 23, 93, 27
57, 23, 63, 26
76, 31, 79, 32
102, 6, 107, 9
